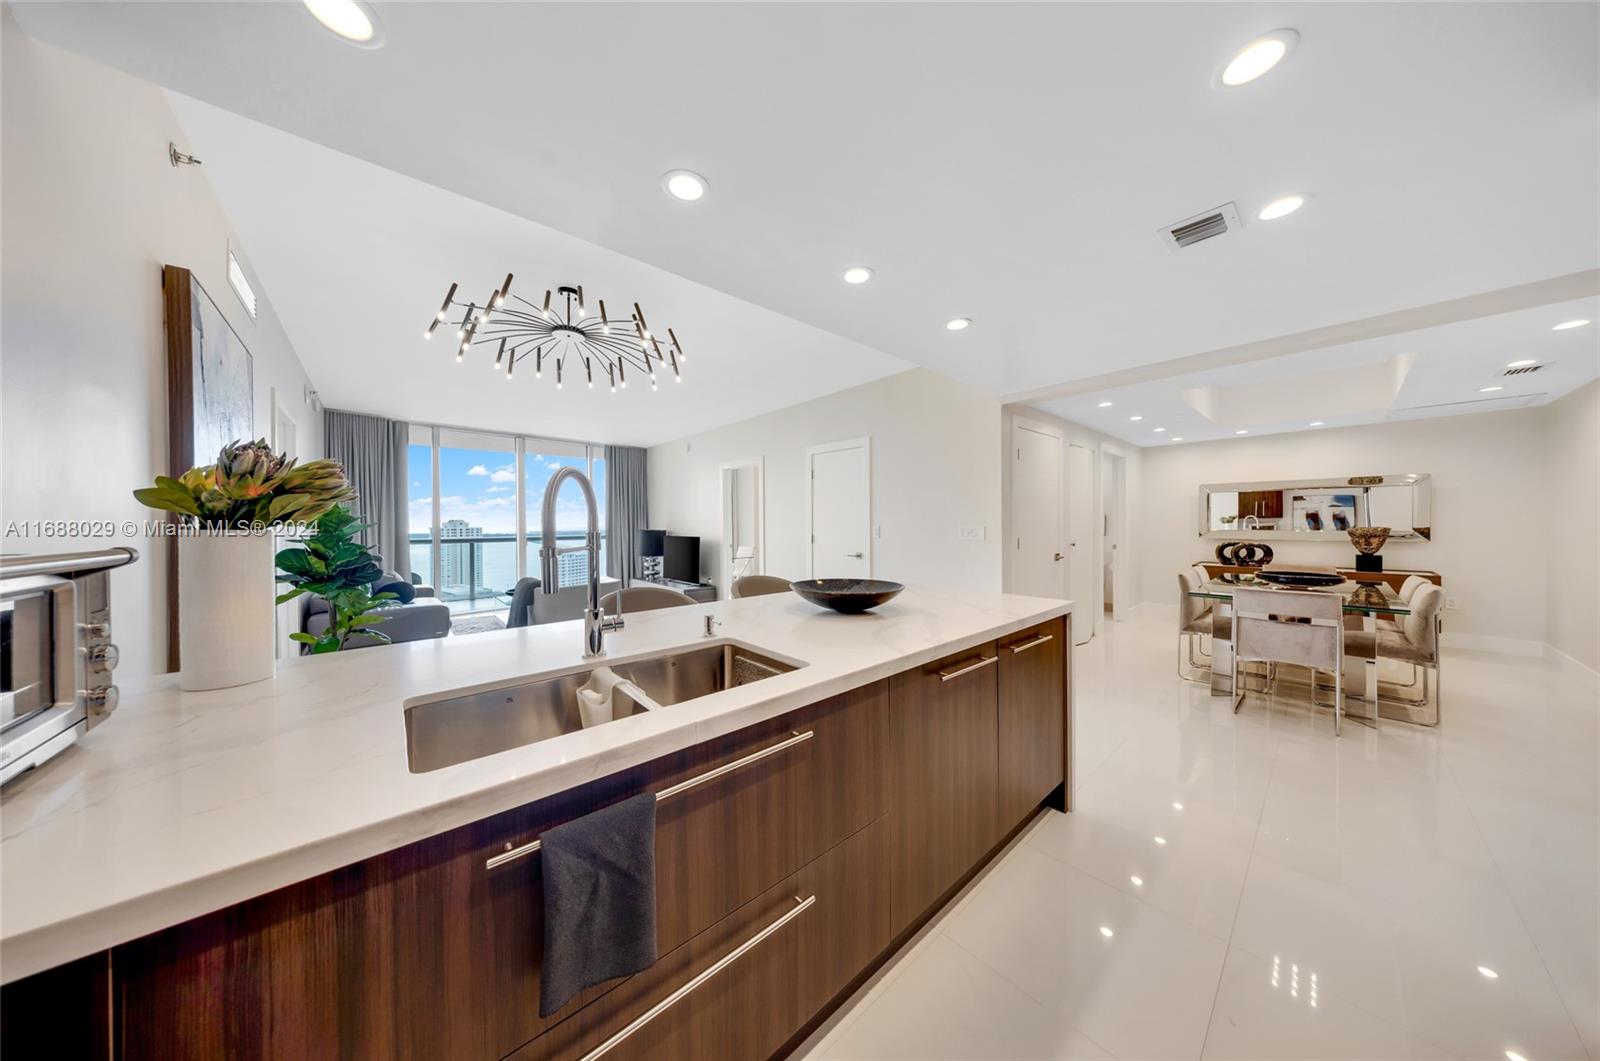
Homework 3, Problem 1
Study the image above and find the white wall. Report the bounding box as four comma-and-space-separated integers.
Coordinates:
1000, 406, 1142, 626
648, 369, 1002, 592
1, 16, 323, 678
1541, 380, 1599, 670
1134, 404, 1588, 654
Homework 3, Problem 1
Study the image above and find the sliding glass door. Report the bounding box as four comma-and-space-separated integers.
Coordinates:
407, 425, 606, 614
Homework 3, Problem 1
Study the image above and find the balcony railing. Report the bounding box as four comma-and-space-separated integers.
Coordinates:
408, 532, 608, 615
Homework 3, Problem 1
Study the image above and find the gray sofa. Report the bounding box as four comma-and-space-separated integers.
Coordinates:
505, 576, 622, 628
303, 571, 452, 648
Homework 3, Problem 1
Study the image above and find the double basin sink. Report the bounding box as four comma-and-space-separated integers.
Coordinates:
404, 640, 802, 773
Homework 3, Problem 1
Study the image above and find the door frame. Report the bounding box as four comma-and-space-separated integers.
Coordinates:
1098, 442, 1131, 629
1007, 415, 1065, 599
718, 457, 766, 596
804, 437, 872, 580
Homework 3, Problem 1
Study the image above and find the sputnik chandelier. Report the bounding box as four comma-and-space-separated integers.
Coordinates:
424, 274, 685, 391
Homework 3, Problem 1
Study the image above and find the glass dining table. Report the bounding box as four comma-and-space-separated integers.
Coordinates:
1186, 575, 1411, 728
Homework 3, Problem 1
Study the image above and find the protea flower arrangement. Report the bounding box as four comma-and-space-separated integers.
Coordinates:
133, 439, 356, 528
134, 441, 359, 690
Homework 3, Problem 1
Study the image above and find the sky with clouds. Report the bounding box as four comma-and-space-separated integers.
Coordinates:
407, 443, 606, 537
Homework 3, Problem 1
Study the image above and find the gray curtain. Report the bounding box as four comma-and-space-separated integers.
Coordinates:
323, 409, 411, 581
604, 445, 649, 588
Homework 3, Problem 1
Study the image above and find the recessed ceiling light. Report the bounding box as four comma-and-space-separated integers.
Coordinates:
1480, 385, 1504, 393
1506, 359, 1538, 368
1506, 1052, 1528, 1061
1129, 415, 1143, 422
1154, 836, 1167, 845
1219, 29, 1299, 87
1153, 427, 1167, 433
303, 0, 383, 46
1172, 801, 1184, 810
946, 317, 972, 331
1170, 437, 1184, 442
1235, 429, 1249, 435
1477, 966, 1499, 980
1099, 926, 1115, 938
661, 169, 708, 202
1258, 195, 1306, 221
1098, 401, 1114, 408
1552, 319, 1590, 331
1130, 875, 1144, 886
1309, 421, 1324, 427
842, 266, 874, 285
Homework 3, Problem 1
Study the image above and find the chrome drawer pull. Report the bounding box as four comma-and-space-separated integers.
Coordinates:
938, 655, 997, 682
1010, 633, 1054, 655
484, 729, 814, 869
579, 894, 816, 1061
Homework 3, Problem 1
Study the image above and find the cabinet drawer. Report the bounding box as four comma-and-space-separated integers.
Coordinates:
517, 818, 892, 1061
998, 617, 1066, 828
515, 874, 807, 1061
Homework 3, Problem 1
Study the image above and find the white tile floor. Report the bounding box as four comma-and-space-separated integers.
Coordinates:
795, 610, 1599, 1061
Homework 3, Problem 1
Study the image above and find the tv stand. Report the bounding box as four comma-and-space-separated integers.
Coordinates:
640, 576, 718, 603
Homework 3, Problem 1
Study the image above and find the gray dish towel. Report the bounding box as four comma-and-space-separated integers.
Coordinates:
539, 791, 659, 1017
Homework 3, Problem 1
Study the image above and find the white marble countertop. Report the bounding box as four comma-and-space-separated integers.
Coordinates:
0, 587, 1071, 983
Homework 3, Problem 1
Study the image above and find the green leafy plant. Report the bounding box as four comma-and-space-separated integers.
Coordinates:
133, 439, 356, 528
275, 506, 397, 653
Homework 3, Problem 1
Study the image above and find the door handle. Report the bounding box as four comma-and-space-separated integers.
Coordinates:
1053, 553, 1063, 561
938, 655, 997, 682
846, 552, 864, 559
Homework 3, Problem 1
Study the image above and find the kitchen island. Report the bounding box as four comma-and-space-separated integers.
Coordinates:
1, 588, 1072, 1060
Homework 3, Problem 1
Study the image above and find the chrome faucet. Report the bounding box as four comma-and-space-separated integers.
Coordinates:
1242, 514, 1260, 530
539, 466, 623, 658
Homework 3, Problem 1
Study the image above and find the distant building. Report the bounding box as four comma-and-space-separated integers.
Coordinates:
440, 519, 483, 593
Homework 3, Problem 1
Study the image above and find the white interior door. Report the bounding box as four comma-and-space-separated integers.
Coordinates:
1066, 443, 1095, 645
1101, 448, 1128, 623
808, 439, 871, 579
1011, 423, 1063, 598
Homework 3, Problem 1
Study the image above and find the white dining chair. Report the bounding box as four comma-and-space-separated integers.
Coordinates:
1346, 583, 1445, 723
1397, 575, 1430, 603
1232, 587, 1346, 734
1178, 569, 1218, 682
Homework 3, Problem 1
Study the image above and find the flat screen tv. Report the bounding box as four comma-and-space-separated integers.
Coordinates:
663, 534, 700, 584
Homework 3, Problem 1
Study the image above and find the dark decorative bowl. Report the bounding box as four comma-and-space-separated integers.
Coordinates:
1257, 570, 1347, 588
790, 578, 905, 614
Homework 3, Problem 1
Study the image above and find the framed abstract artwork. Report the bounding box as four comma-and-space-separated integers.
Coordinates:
161, 264, 256, 668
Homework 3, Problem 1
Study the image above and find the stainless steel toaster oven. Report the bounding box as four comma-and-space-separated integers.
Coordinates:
1, 547, 137, 785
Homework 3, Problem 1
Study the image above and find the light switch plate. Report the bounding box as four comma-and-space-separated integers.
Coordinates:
959, 526, 986, 541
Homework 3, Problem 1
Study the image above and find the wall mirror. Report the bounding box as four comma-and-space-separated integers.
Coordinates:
1198, 474, 1432, 541
719, 458, 765, 595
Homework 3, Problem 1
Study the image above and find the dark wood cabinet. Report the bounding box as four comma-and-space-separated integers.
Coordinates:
887, 641, 1001, 933
998, 618, 1067, 826
1237, 489, 1284, 521
4, 632, 1066, 1061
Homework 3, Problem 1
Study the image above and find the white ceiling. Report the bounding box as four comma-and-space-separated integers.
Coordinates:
163, 93, 907, 446
1030, 296, 1600, 447
10, 3, 1599, 423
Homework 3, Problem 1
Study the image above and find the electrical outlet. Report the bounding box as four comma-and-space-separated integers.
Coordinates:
959, 525, 986, 541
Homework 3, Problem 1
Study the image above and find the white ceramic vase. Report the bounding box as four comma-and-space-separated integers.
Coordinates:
178, 528, 277, 692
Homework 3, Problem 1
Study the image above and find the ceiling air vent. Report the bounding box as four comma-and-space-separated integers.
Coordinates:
1502, 363, 1546, 377
1159, 202, 1243, 251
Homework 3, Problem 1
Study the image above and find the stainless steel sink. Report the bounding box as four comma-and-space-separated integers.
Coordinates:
404, 641, 801, 773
